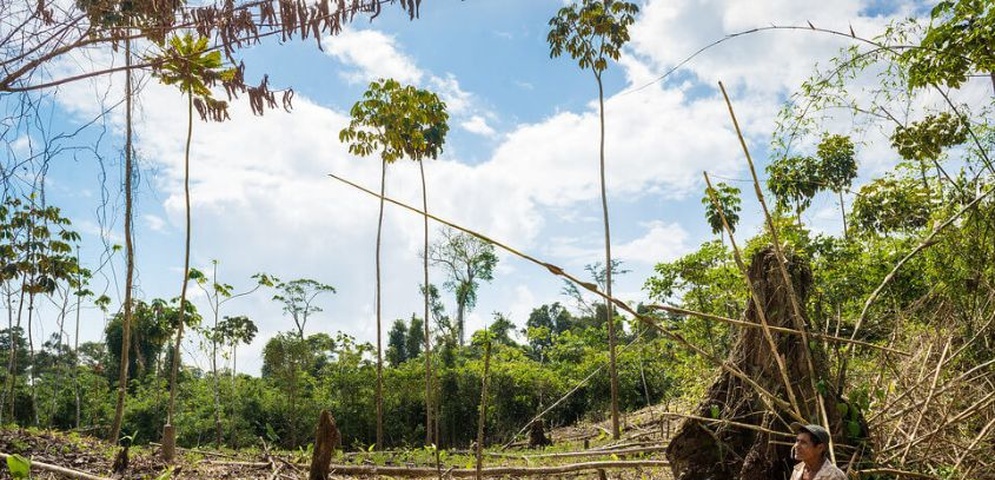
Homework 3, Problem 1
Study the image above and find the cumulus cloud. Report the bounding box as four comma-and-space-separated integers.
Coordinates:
627, 0, 918, 96
481, 83, 749, 211
323, 28, 423, 85
461, 115, 497, 136
322, 28, 493, 137
614, 221, 691, 265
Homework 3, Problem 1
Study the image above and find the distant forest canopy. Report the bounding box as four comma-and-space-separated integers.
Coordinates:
1, 0, 995, 477
1, 283, 676, 449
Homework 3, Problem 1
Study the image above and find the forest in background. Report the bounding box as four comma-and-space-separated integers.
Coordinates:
1, 0, 994, 478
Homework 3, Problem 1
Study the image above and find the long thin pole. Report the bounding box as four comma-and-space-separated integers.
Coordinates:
110, 37, 135, 443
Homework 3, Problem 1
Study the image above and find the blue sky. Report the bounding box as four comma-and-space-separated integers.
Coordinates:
12, 0, 963, 375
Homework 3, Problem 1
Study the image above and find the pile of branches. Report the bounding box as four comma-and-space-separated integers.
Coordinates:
861, 290, 995, 479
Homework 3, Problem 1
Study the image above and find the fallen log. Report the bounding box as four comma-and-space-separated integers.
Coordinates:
486, 445, 667, 461
148, 441, 242, 459
0, 452, 114, 480
329, 459, 670, 478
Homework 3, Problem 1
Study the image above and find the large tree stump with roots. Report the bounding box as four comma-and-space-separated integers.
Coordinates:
666, 246, 869, 480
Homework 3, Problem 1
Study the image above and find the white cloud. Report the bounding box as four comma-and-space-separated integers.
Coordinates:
627, 0, 917, 96
323, 28, 423, 85
461, 115, 496, 137
76, 219, 122, 245
482, 82, 748, 210
614, 221, 691, 265
322, 29, 494, 137
429, 74, 474, 115
10, 135, 32, 155
544, 221, 690, 269
144, 214, 167, 232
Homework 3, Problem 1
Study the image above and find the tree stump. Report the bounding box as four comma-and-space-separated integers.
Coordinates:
528, 419, 553, 448
111, 445, 129, 475
309, 409, 341, 480
666, 246, 867, 480
160, 424, 175, 462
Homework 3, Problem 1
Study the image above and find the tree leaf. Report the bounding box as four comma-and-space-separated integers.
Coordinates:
7, 454, 31, 479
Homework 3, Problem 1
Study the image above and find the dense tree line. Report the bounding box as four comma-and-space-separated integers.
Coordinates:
0, 292, 678, 449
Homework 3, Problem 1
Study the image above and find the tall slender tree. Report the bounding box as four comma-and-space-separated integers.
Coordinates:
340, 78, 448, 449
1, 199, 80, 425
111, 37, 136, 443
190, 262, 272, 447
75, 0, 149, 444
427, 228, 498, 347
271, 278, 335, 340
548, 0, 638, 440
149, 32, 236, 461
215, 314, 256, 446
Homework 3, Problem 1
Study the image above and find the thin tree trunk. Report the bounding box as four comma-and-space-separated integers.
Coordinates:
838, 190, 848, 239
375, 158, 386, 450
213, 339, 221, 447
457, 302, 466, 347
597, 74, 620, 441
212, 264, 222, 448
50, 289, 71, 427
420, 161, 433, 446
639, 345, 651, 407
475, 337, 492, 480
110, 37, 135, 444
289, 360, 299, 447
2, 287, 13, 424
7, 285, 26, 422
27, 292, 37, 425
163, 89, 194, 461
230, 344, 237, 447
74, 248, 82, 428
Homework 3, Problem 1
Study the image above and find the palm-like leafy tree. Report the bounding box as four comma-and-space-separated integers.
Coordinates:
149, 31, 235, 460
548, 0, 638, 440
340, 78, 448, 449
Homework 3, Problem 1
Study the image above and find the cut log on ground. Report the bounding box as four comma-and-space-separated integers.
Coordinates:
666, 246, 870, 480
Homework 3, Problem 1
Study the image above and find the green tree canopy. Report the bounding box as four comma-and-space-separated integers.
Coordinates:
428, 228, 498, 346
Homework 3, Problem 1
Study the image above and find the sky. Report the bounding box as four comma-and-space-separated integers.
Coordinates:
6, 0, 951, 375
